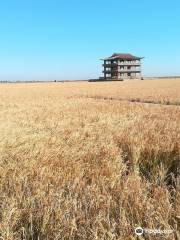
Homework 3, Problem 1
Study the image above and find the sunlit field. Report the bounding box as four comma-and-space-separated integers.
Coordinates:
0, 78, 180, 239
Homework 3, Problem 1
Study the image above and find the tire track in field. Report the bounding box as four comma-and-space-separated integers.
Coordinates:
71, 95, 180, 107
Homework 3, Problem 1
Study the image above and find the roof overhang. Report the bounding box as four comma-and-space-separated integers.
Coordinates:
100, 54, 144, 61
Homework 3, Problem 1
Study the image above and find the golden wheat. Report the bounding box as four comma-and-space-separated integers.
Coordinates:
0, 79, 180, 239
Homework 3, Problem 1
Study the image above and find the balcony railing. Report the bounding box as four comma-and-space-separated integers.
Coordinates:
103, 62, 140, 67
118, 62, 141, 66
103, 69, 140, 73
103, 63, 118, 67
118, 69, 140, 73
103, 69, 118, 73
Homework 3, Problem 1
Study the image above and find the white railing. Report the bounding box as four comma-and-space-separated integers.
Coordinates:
118, 68, 140, 72
118, 61, 140, 65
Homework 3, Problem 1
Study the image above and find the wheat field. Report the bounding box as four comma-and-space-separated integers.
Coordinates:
0, 78, 180, 239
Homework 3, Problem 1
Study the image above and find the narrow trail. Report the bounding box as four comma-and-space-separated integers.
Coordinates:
72, 95, 180, 107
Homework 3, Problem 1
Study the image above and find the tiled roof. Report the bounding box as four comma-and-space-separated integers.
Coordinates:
102, 53, 143, 60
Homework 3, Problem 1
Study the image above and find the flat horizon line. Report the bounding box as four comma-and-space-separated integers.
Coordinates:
0, 75, 180, 83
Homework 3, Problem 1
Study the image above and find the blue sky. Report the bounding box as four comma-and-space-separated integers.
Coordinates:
0, 0, 180, 80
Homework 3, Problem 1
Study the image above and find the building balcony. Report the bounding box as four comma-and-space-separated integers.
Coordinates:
103, 63, 118, 67
103, 69, 140, 73
103, 62, 141, 68
119, 69, 140, 73
103, 69, 118, 74
118, 62, 141, 66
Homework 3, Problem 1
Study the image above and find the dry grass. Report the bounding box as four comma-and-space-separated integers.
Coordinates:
0, 79, 180, 239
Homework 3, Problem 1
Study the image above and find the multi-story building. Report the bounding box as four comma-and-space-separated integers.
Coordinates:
101, 53, 143, 80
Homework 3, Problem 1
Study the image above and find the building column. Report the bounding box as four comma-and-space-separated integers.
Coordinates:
139, 60, 142, 79
104, 60, 106, 79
